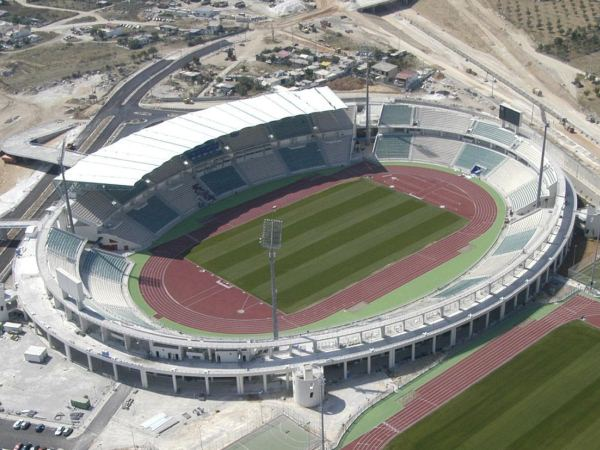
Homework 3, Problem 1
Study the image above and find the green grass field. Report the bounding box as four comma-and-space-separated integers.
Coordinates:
385, 321, 600, 450
186, 179, 467, 313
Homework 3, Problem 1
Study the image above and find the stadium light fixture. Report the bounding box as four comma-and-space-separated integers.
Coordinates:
58, 141, 75, 233
260, 219, 283, 340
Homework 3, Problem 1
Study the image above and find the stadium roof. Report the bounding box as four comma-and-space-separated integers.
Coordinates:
61, 87, 346, 187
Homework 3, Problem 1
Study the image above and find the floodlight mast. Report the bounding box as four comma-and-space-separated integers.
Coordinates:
59, 141, 75, 232
260, 219, 283, 340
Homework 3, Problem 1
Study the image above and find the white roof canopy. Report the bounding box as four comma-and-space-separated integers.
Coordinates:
62, 87, 347, 187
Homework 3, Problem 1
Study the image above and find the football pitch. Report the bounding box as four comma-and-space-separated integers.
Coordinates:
386, 321, 600, 450
186, 179, 467, 313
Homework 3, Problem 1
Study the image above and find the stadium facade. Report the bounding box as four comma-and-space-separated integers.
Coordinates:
13, 87, 575, 399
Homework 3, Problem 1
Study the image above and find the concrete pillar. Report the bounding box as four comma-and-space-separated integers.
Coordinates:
285, 371, 290, 390
485, 312, 490, 329
140, 370, 148, 389
100, 326, 109, 343
367, 355, 371, 375
65, 344, 72, 362
262, 374, 268, 393
124, 335, 132, 351
411, 343, 416, 361
388, 350, 395, 369
432, 335, 437, 354
268, 347, 273, 358
468, 320, 474, 338
513, 295, 518, 309
79, 316, 88, 332
380, 326, 386, 338
112, 363, 119, 381
172, 374, 178, 394
450, 328, 457, 347
86, 354, 93, 372
236, 375, 244, 395
288, 345, 294, 357
343, 361, 348, 380
500, 302, 506, 320
204, 376, 210, 396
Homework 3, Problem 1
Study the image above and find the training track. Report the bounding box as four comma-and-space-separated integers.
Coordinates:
138, 163, 497, 334
343, 295, 600, 449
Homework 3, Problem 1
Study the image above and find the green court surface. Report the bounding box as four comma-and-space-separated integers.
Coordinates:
226, 414, 320, 450
385, 321, 600, 450
186, 179, 467, 313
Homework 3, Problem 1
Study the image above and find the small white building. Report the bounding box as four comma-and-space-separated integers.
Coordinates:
3, 321, 22, 334
24, 346, 48, 363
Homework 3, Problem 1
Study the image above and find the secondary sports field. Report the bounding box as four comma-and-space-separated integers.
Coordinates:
186, 178, 467, 313
385, 320, 600, 450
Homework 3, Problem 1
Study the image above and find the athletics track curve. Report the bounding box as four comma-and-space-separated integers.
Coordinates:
138, 163, 497, 334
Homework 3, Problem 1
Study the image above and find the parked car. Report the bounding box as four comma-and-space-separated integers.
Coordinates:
20, 421, 31, 430
35, 423, 45, 433
54, 425, 65, 436
13, 442, 23, 450
13, 420, 24, 430
62, 427, 73, 437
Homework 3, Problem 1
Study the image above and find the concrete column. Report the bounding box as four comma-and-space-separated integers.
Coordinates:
468, 320, 474, 338
100, 326, 109, 343
367, 355, 371, 375
112, 363, 119, 381
343, 361, 348, 380
172, 374, 178, 394
288, 345, 293, 357
65, 344, 72, 362
388, 350, 395, 369
380, 326, 386, 338
236, 375, 244, 395
285, 371, 290, 390
262, 374, 268, 393
432, 335, 437, 354
65, 308, 73, 321
450, 328, 457, 347
500, 302, 506, 320
124, 335, 132, 351
79, 316, 88, 332
485, 312, 490, 329
536, 277, 542, 294
140, 370, 148, 389
268, 347, 274, 358
411, 343, 416, 361
513, 295, 518, 309
86, 354, 93, 372
204, 376, 210, 396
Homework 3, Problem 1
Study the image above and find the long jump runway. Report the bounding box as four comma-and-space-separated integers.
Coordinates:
139, 164, 497, 334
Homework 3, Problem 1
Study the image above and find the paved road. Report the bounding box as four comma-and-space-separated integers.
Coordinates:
72, 384, 132, 450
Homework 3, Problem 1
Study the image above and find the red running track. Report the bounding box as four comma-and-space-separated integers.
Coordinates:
344, 295, 600, 450
139, 164, 498, 334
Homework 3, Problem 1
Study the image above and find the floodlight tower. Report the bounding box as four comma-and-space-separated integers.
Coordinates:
59, 141, 75, 232
260, 219, 283, 340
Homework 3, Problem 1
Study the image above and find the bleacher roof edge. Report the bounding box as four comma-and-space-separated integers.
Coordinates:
61, 87, 346, 187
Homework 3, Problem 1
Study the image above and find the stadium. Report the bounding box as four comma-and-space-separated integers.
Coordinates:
12, 87, 575, 405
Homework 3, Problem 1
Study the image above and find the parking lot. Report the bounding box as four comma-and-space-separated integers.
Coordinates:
0, 323, 117, 449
